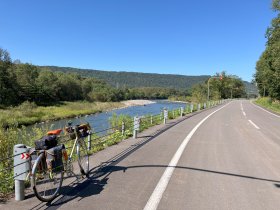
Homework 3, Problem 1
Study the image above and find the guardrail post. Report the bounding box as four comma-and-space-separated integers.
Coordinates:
150, 115, 153, 125
88, 132, 91, 151
121, 121, 125, 136
133, 116, 140, 139
204, 103, 206, 109
163, 108, 168, 124
190, 104, 193, 113
198, 103, 201, 111
14, 144, 30, 201
180, 107, 183, 117
173, 110, 175, 119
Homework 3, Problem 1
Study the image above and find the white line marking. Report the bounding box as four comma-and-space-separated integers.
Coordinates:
240, 102, 244, 111
143, 103, 231, 210
248, 120, 260, 130
250, 101, 280, 118
242, 111, 246, 116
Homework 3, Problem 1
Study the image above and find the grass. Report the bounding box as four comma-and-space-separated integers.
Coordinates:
0, 101, 124, 128
254, 97, 280, 114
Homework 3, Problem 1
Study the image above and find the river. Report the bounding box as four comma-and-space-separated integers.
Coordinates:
31, 100, 187, 134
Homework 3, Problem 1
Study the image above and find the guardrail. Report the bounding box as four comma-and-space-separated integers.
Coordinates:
0, 99, 228, 202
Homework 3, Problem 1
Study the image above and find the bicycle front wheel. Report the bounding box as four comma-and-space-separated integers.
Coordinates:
77, 138, 89, 177
32, 153, 64, 202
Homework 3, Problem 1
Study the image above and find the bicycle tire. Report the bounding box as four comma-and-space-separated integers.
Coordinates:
32, 153, 64, 202
77, 138, 89, 177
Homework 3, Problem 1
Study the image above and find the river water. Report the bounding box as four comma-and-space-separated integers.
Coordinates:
32, 100, 187, 134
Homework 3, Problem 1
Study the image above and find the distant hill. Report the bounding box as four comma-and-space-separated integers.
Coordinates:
39, 66, 210, 89
39, 66, 258, 94
244, 81, 258, 96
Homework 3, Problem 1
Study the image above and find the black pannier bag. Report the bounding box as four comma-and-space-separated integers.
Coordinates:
46, 145, 65, 172
35, 135, 58, 150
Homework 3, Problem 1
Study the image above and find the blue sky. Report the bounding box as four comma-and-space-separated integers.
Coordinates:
0, 0, 276, 82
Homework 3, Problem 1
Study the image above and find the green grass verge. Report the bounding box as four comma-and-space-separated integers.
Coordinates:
0, 101, 124, 128
254, 97, 280, 114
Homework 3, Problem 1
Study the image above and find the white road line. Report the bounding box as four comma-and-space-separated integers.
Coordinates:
241, 102, 244, 111
248, 120, 260, 130
250, 101, 280, 118
143, 102, 231, 210
242, 111, 246, 116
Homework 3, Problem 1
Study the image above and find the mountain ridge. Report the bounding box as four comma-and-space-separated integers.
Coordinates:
39, 65, 257, 95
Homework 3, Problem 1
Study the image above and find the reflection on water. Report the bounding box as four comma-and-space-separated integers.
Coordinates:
30, 100, 187, 134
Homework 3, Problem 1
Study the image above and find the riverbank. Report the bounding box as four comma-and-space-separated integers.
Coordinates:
0, 100, 156, 128
121, 99, 156, 107
0, 101, 124, 128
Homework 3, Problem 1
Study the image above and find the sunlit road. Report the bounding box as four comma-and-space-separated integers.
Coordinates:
3, 100, 280, 210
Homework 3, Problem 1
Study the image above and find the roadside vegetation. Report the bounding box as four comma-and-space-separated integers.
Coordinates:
254, 97, 280, 114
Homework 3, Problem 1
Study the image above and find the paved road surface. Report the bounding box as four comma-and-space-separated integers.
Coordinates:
3, 100, 280, 210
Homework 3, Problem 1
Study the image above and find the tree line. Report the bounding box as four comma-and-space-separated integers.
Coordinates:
255, 0, 280, 100
0, 48, 186, 106
190, 71, 246, 102
40, 66, 210, 89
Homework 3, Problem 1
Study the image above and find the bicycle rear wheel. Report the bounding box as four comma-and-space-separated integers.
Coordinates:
32, 153, 64, 202
77, 138, 89, 177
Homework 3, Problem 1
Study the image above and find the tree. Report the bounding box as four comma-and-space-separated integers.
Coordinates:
56, 72, 83, 101
35, 70, 59, 103
273, 0, 280, 11
191, 83, 207, 102
255, 0, 280, 100
0, 48, 19, 105
15, 63, 39, 102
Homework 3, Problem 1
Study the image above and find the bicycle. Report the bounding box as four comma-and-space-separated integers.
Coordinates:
30, 123, 91, 202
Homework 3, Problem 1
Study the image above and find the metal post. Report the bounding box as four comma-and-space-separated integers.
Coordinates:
15, 180, 25, 201
190, 104, 193, 113
173, 110, 175, 119
14, 144, 30, 201
121, 121, 125, 135
163, 109, 168, 124
150, 115, 153, 125
133, 117, 140, 139
133, 129, 137, 139
180, 107, 183, 117
87, 133, 91, 151
207, 78, 210, 101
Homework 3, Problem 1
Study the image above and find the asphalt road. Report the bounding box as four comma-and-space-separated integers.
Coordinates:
3, 100, 280, 210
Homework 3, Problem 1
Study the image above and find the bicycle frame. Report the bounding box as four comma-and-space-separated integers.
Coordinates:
68, 136, 82, 162
64, 135, 86, 178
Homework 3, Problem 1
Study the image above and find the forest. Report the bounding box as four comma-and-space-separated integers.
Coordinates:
40, 66, 210, 89
255, 0, 280, 100
0, 49, 190, 106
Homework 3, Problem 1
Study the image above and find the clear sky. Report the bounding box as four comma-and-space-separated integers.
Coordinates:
0, 0, 277, 82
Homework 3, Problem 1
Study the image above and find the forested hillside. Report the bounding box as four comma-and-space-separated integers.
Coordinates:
39, 66, 210, 89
